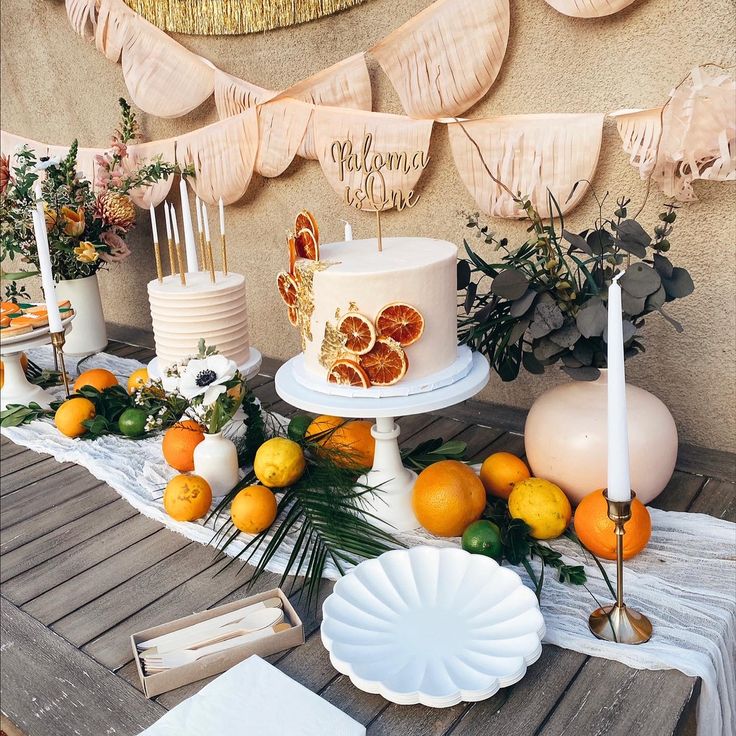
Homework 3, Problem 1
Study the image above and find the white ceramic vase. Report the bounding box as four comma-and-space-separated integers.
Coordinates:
523, 370, 678, 505
55, 274, 107, 356
193, 432, 240, 496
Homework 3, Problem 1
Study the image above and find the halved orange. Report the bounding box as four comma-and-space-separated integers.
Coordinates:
287, 306, 299, 326
295, 228, 319, 261
359, 338, 408, 386
327, 359, 371, 388
375, 302, 425, 347
277, 271, 298, 307
337, 312, 376, 355
295, 210, 319, 244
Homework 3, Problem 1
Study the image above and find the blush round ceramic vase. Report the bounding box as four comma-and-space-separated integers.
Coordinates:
523, 371, 677, 505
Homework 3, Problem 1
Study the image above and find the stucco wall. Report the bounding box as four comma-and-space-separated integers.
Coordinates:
2, 0, 735, 451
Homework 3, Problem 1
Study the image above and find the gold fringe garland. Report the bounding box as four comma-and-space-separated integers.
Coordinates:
122, 0, 367, 35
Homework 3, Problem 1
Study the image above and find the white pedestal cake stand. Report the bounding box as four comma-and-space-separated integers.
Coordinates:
147, 347, 263, 382
275, 352, 490, 532
0, 316, 74, 410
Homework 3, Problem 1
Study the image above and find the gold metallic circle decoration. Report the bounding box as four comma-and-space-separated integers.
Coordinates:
122, 0, 367, 35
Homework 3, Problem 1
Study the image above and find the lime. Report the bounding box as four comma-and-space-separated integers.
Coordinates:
462, 520, 503, 561
287, 414, 313, 441
118, 408, 148, 437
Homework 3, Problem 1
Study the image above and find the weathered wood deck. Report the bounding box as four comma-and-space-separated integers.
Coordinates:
1, 339, 734, 736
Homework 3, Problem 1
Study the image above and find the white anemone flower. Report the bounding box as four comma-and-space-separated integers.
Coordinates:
177, 354, 237, 405
34, 156, 61, 171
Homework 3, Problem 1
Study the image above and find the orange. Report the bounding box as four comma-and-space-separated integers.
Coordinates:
0, 353, 28, 388
480, 452, 531, 500
230, 484, 278, 534
574, 489, 652, 560
127, 367, 149, 394
163, 474, 212, 522
327, 359, 371, 388
375, 303, 425, 347
306, 415, 375, 468
295, 227, 319, 260
412, 460, 486, 537
337, 313, 376, 355
74, 368, 119, 393
277, 271, 298, 307
295, 210, 319, 244
54, 397, 96, 438
359, 338, 408, 386
162, 420, 206, 472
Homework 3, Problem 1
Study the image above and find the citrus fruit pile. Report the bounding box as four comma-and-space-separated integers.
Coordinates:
276, 210, 320, 326
328, 303, 424, 388
413, 449, 652, 564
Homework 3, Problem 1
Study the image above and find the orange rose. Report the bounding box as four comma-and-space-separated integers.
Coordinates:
61, 206, 85, 237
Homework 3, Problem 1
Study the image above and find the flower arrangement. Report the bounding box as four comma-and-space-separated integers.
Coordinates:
457, 192, 695, 381
162, 341, 244, 434
0, 99, 180, 299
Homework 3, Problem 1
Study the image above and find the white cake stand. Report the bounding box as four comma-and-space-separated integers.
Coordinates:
275, 352, 490, 532
0, 315, 74, 410
147, 347, 263, 382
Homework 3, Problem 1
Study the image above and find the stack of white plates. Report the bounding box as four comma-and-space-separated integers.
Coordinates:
321, 546, 545, 708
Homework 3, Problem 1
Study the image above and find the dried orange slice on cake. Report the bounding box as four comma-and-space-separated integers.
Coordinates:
288, 235, 298, 275
277, 271, 298, 308
295, 228, 319, 261
359, 338, 408, 386
375, 303, 425, 347
337, 312, 376, 355
295, 210, 319, 244
287, 306, 299, 326
328, 359, 371, 388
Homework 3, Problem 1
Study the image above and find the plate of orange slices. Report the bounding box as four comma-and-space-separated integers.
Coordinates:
0, 300, 75, 346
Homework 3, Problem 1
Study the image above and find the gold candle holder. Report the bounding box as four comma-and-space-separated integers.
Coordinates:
49, 331, 71, 397
176, 243, 187, 286
198, 231, 208, 272
588, 490, 653, 645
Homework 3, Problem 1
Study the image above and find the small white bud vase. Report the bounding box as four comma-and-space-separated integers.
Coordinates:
193, 432, 239, 496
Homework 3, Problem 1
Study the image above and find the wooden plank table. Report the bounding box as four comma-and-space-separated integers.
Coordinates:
1, 339, 734, 736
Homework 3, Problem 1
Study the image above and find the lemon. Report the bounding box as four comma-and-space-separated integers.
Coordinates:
253, 437, 306, 488
508, 478, 572, 540
127, 367, 149, 394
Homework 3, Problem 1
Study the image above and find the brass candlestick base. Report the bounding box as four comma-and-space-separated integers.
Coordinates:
49, 330, 71, 397
588, 490, 652, 645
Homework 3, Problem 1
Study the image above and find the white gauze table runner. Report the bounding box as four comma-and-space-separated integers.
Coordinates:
3, 348, 734, 735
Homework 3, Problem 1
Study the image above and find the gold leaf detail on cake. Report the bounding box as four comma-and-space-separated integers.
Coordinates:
295, 260, 330, 350
348, 301, 359, 312
319, 321, 348, 369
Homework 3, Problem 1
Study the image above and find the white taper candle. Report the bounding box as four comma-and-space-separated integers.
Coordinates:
163, 200, 172, 240
31, 186, 63, 333
179, 179, 198, 272
344, 221, 353, 241
149, 203, 159, 243
606, 272, 632, 502
218, 197, 225, 236
170, 203, 180, 245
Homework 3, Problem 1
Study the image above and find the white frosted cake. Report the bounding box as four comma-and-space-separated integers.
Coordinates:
147, 271, 251, 370
283, 237, 458, 389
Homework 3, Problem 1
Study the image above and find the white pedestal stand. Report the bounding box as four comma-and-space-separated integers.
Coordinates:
275, 352, 490, 532
0, 317, 74, 410
148, 347, 263, 383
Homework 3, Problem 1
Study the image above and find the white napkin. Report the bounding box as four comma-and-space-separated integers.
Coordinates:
138, 655, 366, 736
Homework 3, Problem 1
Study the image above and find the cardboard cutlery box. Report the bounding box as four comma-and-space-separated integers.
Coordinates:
131, 587, 304, 698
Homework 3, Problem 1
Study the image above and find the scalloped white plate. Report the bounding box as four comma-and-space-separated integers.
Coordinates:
321, 546, 545, 708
